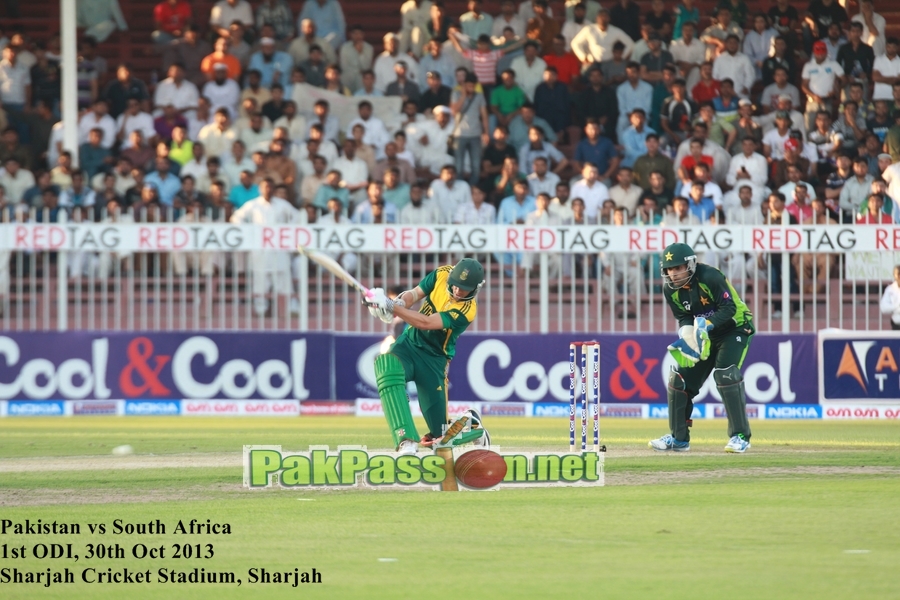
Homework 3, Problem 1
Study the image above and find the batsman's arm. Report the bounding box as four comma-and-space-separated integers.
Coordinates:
395, 286, 425, 307
392, 305, 446, 330
706, 272, 737, 330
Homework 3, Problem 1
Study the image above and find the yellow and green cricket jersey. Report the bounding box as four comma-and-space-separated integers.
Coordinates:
398, 265, 477, 359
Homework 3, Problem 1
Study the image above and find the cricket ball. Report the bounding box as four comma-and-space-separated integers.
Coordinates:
454, 449, 507, 489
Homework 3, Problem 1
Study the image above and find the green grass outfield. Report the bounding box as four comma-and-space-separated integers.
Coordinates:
1, 417, 899, 599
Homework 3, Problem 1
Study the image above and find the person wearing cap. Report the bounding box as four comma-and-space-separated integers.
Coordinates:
202, 62, 241, 121
712, 34, 755, 98
571, 6, 634, 68
632, 24, 665, 64
248, 37, 292, 89
405, 106, 454, 176
760, 67, 801, 113
802, 40, 844, 131
762, 111, 795, 161
756, 94, 807, 142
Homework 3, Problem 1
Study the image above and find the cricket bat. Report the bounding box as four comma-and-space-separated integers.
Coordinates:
435, 447, 459, 492
297, 245, 369, 296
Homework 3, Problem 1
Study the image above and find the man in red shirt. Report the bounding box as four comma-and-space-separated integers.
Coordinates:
691, 62, 720, 104
857, 193, 895, 224
542, 35, 580, 86
153, 0, 193, 45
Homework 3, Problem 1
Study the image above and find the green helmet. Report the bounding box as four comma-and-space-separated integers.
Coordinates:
660, 243, 697, 289
448, 258, 485, 300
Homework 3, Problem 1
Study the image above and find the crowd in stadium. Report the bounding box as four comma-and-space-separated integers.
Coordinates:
0, 1, 898, 280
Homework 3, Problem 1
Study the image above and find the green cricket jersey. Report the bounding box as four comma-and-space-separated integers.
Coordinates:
398, 265, 477, 359
665, 263, 754, 339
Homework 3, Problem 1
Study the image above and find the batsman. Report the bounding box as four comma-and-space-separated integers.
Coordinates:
363, 258, 490, 454
650, 243, 755, 453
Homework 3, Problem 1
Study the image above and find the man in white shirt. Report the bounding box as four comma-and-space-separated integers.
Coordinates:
526, 156, 560, 197
723, 184, 765, 285
607, 167, 642, 216
115, 97, 155, 149
571, 7, 634, 66
570, 163, 609, 220
801, 40, 845, 131
405, 106, 454, 175
756, 95, 807, 142
0, 157, 34, 203
238, 112, 274, 152
289, 19, 337, 66
853, 0, 886, 56
220, 140, 256, 187
492, 0, 525, 38
202, 63, 241, 119
428, 164, 472, 223
727, 137, 768, 188
399, 183, 442, 224
346, 101, 391, 154
209, 0, 254, 39
229, 177, 300, 315
179, 143, 208, 182
304, 100, 341, 144
711, 35, 755, 98
454, 185, 496, 224
510, 41, 547, 101
198, 108, 238, 159
873, 37, 900, 101
332, 138, 369, 204
78, 100, 117, 149
760, 67, 801, 113
670, 21, 705, 92
153, 64, 200, 119
373, 33, 419, 93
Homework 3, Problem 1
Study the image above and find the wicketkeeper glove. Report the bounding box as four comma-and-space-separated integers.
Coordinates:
668, 338, 701, 368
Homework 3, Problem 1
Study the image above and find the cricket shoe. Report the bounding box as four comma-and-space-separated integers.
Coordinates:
648, 434, 690, 452
724, 434, 750, 453
418, 433, 439, 448
463, 408, 492, 447
397, 439, 418, 455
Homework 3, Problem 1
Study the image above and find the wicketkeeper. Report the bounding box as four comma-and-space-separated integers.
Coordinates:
363, 258, 490, 454
650, 243, 755, 453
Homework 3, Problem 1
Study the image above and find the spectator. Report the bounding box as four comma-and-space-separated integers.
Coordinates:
670, 21, 704, 93
610, 0, 641, 41
525, 1, 559, 54
574, 67, 617, 138
0, 46, 31, 128
839, 155, 875, 217
561, 2, 589, 52
311, 168, 349, 214
459, 0, 494, 40
609, 167, 642, 216
639, 170, 674, 209
179, 142, 207, 182
526, 156, 560, 198
620, 108, 655, 169
509, 41, 546, 102
256, 0, 293, 43
743, 13, 777, 81
518, 125, 567, 175
203, 64, 241, 120
549, 181, 573, 221
78, 99, 117, 149
197, 108, 236, 160
228, 169, 259, 208
852, 0, 885, 56
837, 22, 875, 95
335, 26, 372, 93
144, 157, 181, 206
448, 32, 513, 92
428, 164, 472, 223
802, 40, 844, 131
493, 156, 526, 201
152, 0, 192, 45
239, 112, 273, 152
380, 167, 411, 211
397, 182, 439, 224
22, 169, 58, 208
187, 97, 213, 140
300, 154, 328, 207
385, 61, 420, 105
779, 163, 817, 202
571, 7, 634, 66
570, 163, 609, 220
615, 62, 652, 139
353, 182, 397, 223
419, 71, 451, 113
248, 37, 292, 89
79, 128, 111, 180
687, 180, 716, 221
833, 101, 866, 153
573, 119, 618, 181
633, 133, 675, 191
169, 125, 193, 166
659, 78, 695, 147
663, 195, 701, 225
0, 156, 33, 203
508, 102, 555, 151
689, 62, 718, 106
451, 72, 489, 185
727, 136, 768, 188
452, 185, 494, 224
289, 19, 337, 67
153, 103, 187, 144
58, 169, 96, 209
102, 64, 150, 120
701, 6, 742, 61
210, 0, 254, 40
201, 37, 242, 82
297, 0, 346, 51
533, 67, 570, 137
372, 141, 415, 186
712, 35, 755, 98
163, 27, 212, 89
0, 127, 31, 170
332, 138, 368, 204
856, 192, 893, 223
76, 0, 128, 43
153, 63, 200, 119
760, 67, 801, 113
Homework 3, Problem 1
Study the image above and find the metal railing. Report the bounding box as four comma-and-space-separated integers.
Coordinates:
0, 207, 893, 334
